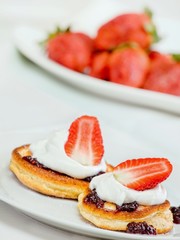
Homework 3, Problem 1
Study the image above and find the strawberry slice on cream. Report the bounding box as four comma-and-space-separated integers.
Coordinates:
65, 115, 104, 166
113, 158, 172, 191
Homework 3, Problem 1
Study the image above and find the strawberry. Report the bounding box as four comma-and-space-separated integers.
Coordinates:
113, 158, 172, 191
108, 45, 150, 87
94, 9, 159, 50
143, 52, 180, 96
64, 115, 104, 166
89, 51, 110, 80
46, 28, 93, 72
75, 32, 94, 51
148, 51, 174, 71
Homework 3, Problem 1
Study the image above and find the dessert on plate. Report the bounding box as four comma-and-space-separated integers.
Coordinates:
9, 115, 108, 199
78, 157, 173, 234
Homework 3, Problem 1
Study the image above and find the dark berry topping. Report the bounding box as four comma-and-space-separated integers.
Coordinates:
22, 156, 47, 169
84, 190, 139, 212
22, 156, 69, 177
83, 171, 105, 182
116, 201, 139, 212
127, 222, 157, 235
170, 206, 180, 224
84, 189, 104, 208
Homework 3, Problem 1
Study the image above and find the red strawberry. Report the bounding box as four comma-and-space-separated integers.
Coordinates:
143, 51, 180, 96
76, 32, 94, 51
94, 11, 159, 50
148, 51, 174, 72
89, 51, 110, 80
148, 51, 173, 63
64, 115, 104, 166
108, 46, 150, 87
47, 32, 93, 72
113, 158, 172, 191
144, 64, 180, 96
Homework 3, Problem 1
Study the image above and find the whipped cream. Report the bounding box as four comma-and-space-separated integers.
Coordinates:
90, 172, 167, 206
30, 129, 106, 179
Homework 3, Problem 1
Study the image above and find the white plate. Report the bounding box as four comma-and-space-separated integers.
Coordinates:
0, 125, 180, 240
14, 17, 180, 115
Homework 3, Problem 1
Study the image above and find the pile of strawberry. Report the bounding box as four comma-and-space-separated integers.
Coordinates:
45, 9, 180, 96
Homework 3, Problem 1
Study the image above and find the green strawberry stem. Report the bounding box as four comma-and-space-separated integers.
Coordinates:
39, 26, 71, 46
111, 42, 139, 51
144, 7, 153, 19
144, 7, 161, 44
172, 54, 180, 62
144, 22, 161, 44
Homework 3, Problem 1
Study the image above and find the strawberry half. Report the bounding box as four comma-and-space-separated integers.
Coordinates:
113, 158, 172, 191
64, 115, 104, 166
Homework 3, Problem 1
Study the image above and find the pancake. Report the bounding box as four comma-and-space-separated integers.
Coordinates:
9, 144, 89, 199
78, 189, 173, 234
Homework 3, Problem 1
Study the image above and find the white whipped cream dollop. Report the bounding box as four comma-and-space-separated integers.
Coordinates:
90, 172, 167, 206
30, 130, 106, 179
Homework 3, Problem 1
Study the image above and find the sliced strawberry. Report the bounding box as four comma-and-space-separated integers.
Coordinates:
64, 115, 104, 166
113, 158, 172, 191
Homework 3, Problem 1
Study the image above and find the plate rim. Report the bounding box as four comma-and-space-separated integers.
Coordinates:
1, 163, 179, 240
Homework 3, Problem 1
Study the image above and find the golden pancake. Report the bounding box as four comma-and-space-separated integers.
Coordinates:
78, 189, 173, 234
10, 145, 89, 199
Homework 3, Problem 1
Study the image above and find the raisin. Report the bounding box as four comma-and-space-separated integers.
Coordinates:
170, 206, 180, 224
127, 222, 157, 235
83, 171, 105, 182
116, 201, 139, 212
84, 189, 104, 208
22, 156, 45, 168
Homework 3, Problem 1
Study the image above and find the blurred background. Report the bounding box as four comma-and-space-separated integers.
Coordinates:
1, 0, 180, 32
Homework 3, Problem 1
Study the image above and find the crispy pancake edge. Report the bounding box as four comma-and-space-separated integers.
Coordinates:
9, 145, 89, 199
